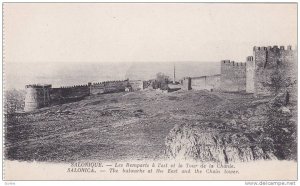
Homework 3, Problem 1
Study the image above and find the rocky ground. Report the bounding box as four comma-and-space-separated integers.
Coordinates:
4, 89, 297, 162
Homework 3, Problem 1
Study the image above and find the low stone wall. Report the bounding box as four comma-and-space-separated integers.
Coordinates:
191, 75, 220, 91
129, 80, 144, 91
182, 77, 192, 90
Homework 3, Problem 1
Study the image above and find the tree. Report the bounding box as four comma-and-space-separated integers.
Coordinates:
156, 72, 169, 83
152, 72, 170, 90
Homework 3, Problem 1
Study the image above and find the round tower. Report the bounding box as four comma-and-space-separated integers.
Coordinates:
24, 84, 52, 112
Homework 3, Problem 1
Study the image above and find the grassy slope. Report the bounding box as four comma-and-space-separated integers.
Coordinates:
5, 90, 264, 162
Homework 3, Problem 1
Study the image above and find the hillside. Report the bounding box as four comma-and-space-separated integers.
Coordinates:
4, 89, 297, 162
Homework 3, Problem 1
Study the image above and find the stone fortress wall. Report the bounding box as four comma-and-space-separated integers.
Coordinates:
90, 80, 129, 95
50, 84, 91, 104
182, 45, 296, 95
24, 45, 297, 112
25, 80, 131, 111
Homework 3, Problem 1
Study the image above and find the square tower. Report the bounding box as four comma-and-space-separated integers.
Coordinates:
253, 45, 296, 96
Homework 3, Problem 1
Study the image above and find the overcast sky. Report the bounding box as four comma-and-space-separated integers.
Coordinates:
4, 3, 297, 63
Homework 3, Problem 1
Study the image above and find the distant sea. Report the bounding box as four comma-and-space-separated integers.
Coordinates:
5, 62, 220, 90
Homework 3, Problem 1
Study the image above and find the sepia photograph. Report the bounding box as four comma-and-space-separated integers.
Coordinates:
2, 2, 298, 181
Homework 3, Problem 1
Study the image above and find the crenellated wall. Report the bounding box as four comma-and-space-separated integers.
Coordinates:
24, 79, 133, 111
23, 45, 296, 112
50, 84, 90, 104
220, 60, 246, 92
90, 80, 129, 95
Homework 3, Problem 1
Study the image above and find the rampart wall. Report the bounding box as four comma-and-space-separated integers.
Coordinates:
25, 80, 132, 111
90, 80, 129, 95
23, 45, 297, 112
50, 84, 90, 104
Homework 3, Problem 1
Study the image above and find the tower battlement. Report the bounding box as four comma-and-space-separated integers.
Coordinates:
25, 84, 52, 89
221, 60, 246, 67
246, 56, 254, 61
253, 45, 293, 51
221, 60, 231, 63
92, 79, 128, 85
60, 84, 89, 89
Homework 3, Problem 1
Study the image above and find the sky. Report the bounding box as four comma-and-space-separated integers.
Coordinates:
4, 3, 297, 64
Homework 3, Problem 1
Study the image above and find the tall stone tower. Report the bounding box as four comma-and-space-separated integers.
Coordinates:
251, 45, 296, 96
24, 84, 52, 112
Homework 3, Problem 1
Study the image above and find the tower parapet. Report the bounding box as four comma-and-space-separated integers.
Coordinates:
253, 45, 293, 51
247, 56, 254, 61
